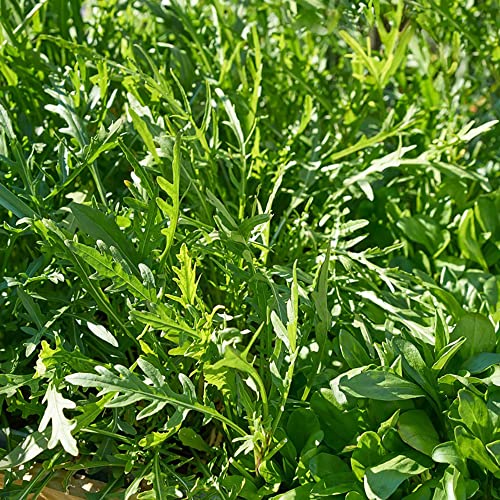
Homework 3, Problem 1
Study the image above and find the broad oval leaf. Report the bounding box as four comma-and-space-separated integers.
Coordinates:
397, 410, 440, 456
450, 313, 496, 364
364, 451, 432, 500
340, 370, 425, 401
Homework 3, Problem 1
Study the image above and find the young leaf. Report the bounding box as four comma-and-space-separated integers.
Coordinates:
171, 243, 198, 306
156, 133, 181, 260
432, 441, 464, 467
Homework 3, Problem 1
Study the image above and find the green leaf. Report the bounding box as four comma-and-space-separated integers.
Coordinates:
286, 409, 321, 455
432, 337, 467, 373
126, 93, 160, 163
397, 215, 446, 255
393, 338, 440, 405
131, 305, 196, 336
70, 202, 140, 268
433, 466, 467, 500
270, 484, 313, 500
339, 330, 371, 368
45, 87, 87, 145
311, 391, 362, 452
364, 452, 431, 500
171, 243, 198, 306
486, 441, 500, 466
397, 410, 440, 456
432, 441, 464, 467
457, 389, 492, 444
340, 369, 426, 401
457, 209, 488, 270
178, 428, 211, 452
0, 430, 50, 470
0, 182, 36, 218
454, 426, 499, 474
0, 374, 35, 397
458, 119, 498, 142
271, 310, 290, 352
475, 197, 498, 236
287, 263, 299, 353
339, 30, 379, 83
461, 353, 500, 374
156, 133, 181, 258
65, 362, 246, 437
67, 241, 152, 301
309, 453, 354, 494
449, 313, 496, 364
214, 87, 245, 153
351, 431, 386, 481
0, 102, 15, 139
84, 118, 124, 164
208, 347, 268, 418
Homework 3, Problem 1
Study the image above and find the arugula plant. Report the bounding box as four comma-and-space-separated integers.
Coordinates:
0, 0, 498, 498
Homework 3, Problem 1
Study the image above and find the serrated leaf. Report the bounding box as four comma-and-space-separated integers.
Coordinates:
38, 383, 78, 456
65, 363, 245, 436
172, 243, 197, 306
67, 241, 152, 301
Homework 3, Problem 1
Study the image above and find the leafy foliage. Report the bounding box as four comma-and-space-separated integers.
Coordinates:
0, 0, 499, 498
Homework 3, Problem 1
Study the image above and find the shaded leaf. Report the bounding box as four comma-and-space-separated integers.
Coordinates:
397, 410, 440, 456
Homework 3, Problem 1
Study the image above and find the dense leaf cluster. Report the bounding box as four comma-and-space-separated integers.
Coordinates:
0, 0, 499, 498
